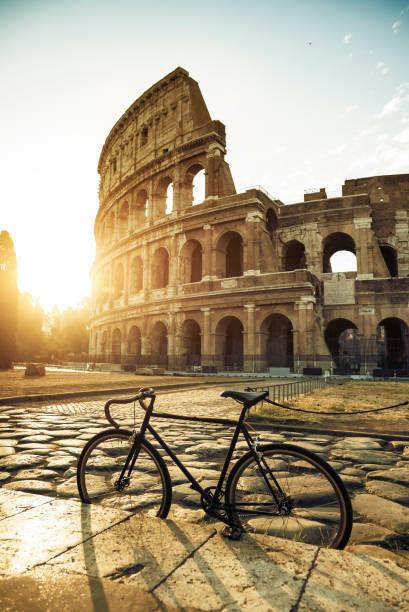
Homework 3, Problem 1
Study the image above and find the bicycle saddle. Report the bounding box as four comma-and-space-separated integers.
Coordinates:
221, 390, 268, 407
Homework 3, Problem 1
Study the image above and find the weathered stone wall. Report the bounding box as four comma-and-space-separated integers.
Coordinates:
89, 68, 409, 375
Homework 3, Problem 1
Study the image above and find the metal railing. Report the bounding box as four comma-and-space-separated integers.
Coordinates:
248, 377, 328, 403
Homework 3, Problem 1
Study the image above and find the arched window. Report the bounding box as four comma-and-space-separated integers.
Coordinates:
152, 248, 169, 289
180, 239, 203, 283
112, 328, 122, 364
113, 263, 124, 299
132, 189, 148, 227
151, 321, 168, 367
118, 202, 129, 236
127, 326, 142, 366
155, 176, 173, 216
216, 231, 243, 278
261, 314, 294, 369
323, 233, 356, 273
179, 319, 201, 369
324, 319, 359, 372
377, 318, 408, 373
285, 240, 306, 271
130, 256, 143, 293
215, 316, 244, 370
380, 245, 398, 277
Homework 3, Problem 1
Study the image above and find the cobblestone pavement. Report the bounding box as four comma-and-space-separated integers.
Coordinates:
1, 387, 409, 556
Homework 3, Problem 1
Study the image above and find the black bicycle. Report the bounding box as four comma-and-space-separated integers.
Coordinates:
77, 387, 352, 548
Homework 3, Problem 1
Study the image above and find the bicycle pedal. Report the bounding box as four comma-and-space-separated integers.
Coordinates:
221, 526, 243, 541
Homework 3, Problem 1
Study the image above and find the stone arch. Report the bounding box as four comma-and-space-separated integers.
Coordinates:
101, 330, 108, 361
151, 247, 169, 289
132, 189, 148, 226
111, 328, 122, 364
130, 255, 143, 293
377, 317, 409, 373
185, 163, 206, 206
118, 201, 129, 236
324, 318, 359, 372
260, 313, 294, 370
216, 231, 243, 278
155, 176, 174, 216
284, 240, 306, 271
215, 315, 244, 370
323, 232, 356, 273
379, 244, 398, 277
180, 239, 202, 283
151, 321, 168, 367
266, 208, 278, 234
127, 326, 142, 366
107, 211, 115, 243
179, 319, 202, 369
113, 262, 124, 299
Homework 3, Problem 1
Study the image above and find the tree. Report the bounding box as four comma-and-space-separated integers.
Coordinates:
0, 231, 18, 368
15, 293, 45, 361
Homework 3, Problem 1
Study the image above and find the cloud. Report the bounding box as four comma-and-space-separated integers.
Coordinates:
375, 61, 390, 75
327, 144, 346, 156
376, 82, 409, 117
343, 33, 352, 44
344, 104, 358, 114
392, 20, 401, 34
394, 127, 409, 143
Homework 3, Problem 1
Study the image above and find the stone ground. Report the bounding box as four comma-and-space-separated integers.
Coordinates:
1, 386, 409, 562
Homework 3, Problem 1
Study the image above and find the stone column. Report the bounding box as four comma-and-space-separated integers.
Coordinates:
201, 307, 212, 368
147, 178, 155, 223
202, 224, 215, 280
396, 210, 409, 277
244, 304, 256, 372
354, 216, 374, 279
243, 212, 263, 276
167, 312, 176, 370
206, 144, 224, 198
295, 297, 317, 372
142, 244, 150, 300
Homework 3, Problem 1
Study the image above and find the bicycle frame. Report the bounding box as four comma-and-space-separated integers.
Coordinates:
114, 398, 275, 528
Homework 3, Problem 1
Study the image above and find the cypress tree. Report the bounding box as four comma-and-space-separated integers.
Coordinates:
0, 231, 18, 368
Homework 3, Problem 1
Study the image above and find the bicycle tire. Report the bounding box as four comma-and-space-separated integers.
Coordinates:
77, 428, 172, 517
225, 443, 352, 549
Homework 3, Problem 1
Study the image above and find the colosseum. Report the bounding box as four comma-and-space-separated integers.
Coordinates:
89, 67, 409, 377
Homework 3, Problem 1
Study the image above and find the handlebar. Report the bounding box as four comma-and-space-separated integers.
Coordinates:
104, 387, 156, 428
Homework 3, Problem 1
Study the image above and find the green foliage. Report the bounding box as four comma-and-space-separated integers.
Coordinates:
0, 231, 18, 368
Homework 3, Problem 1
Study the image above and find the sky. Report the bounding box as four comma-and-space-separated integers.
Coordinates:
1, 0, 409, 312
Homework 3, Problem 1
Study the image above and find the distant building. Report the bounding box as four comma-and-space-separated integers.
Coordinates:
89, 67, 409, 376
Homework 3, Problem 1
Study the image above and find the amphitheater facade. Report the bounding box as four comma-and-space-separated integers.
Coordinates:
89, 67, 409, 376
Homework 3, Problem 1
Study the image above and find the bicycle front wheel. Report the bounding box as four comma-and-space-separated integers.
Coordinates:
226, 443, 352, 549
77, 429, 172, 517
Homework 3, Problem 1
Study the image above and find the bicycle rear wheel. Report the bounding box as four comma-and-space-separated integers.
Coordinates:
77, 429, 172, 516
226, 443, 352, 549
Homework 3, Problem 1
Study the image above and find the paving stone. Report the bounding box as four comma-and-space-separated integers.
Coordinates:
46, 457, 77, 470
0, 489, 52, 520
348, 521, 399, 545
0, 439, 18, 447
302, 546, 409, 610
326, 461, 345, 472
0, 454, 44, 470
0, 497, 130, 573
0, 471, 11, 482
359, 463, 397, 472
19, 435, 54, 443
366, 468, 409, 486
341, 467, 366, 477
4, 479, 55, 495
365, 479, 409, 504
154, 532, 317, 611
330, 449, 397, 465
353, 494, 409, 533
56, 439, 86, 448
0, 447, 15, 457
332, 437, 384, 450
56, 477, 88, 499
13, 468, 59, 481
0, 567, 159, 612
396, 461, 409, 468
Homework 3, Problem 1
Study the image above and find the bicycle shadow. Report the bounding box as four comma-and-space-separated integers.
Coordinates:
80, 503, 110, 612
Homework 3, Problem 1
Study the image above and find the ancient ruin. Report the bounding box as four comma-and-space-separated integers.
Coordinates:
89, 67, 409, 376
